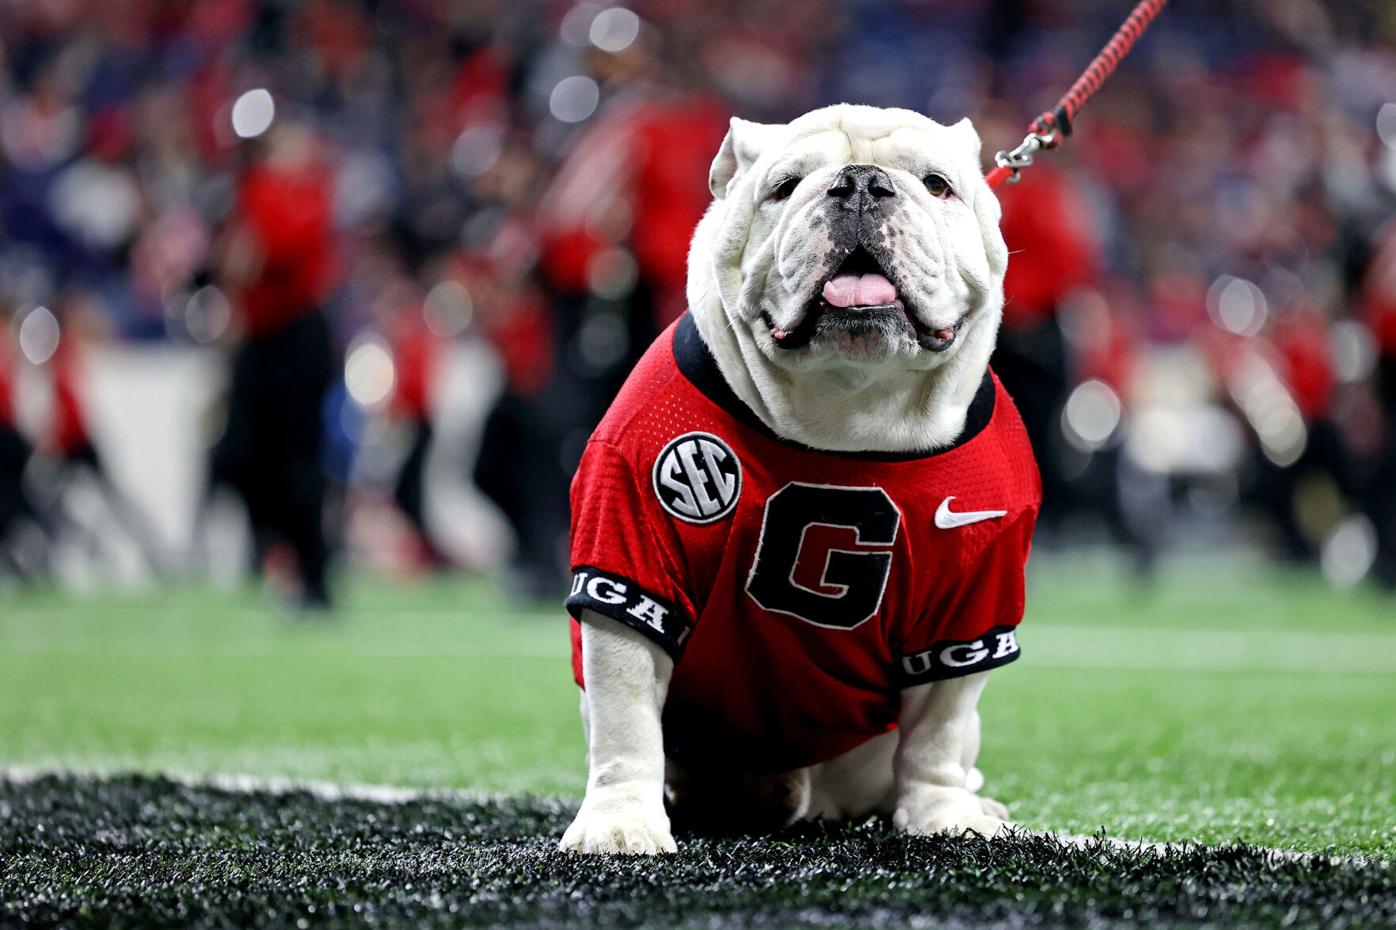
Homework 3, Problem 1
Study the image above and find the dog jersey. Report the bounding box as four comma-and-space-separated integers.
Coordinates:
568, 313, 1041, 773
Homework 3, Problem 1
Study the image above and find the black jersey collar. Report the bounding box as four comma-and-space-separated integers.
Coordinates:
672, 312, 995, 463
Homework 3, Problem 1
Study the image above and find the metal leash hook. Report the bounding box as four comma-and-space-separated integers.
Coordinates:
984, 128, 1059, 190
991, 129, 1060, 185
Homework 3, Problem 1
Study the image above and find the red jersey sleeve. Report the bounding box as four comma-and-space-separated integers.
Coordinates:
893, 510, 1036, 686
566, 438, 695, 659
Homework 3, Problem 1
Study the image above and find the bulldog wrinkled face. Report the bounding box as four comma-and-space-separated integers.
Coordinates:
707, 106, 1006, 372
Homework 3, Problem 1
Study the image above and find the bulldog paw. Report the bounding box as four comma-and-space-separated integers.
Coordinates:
559, 800, 676, 855
893, 786, 1015, 839
978, 794, 1010, 821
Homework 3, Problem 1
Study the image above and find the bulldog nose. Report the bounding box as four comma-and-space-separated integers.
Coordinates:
827, 164, 896, 208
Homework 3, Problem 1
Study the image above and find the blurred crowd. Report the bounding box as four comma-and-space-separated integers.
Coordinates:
1, 0, 1396, 601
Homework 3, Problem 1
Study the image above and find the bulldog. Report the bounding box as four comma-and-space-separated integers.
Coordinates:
560, 104, 1040, 854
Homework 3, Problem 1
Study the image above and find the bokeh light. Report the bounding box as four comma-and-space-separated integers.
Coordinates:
1377, 102, 1396, 150
183, 286, 232, 344
423, 280, 474, 338
549, 76, 600, 123
1230, 353, 1308, 467
1062, 379, 1122, 452
1330, 320, 1376, 384
18, 306, 60, 365
344, 334, 396, 409
1207, 275, 1268, 337
450, 125, 503, 180
230, 89, 275, 140
1321, 514, 1377, 588
589, 8, 641, 53
559, 3, 602, 46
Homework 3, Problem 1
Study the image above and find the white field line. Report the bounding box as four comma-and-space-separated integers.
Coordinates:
1051, 832, 1389, 867
0, 764, 508, 806
2, 766, 1385, 867
5, 623, 1394, 674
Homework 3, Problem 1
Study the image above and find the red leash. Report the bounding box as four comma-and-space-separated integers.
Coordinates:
985, 0, 1169, 190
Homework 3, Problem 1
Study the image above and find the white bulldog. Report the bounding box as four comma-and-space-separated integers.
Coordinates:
560, 104, 1020, 855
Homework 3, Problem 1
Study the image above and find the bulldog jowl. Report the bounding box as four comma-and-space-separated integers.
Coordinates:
763, 163, 962, 362
765, 245, 961, 360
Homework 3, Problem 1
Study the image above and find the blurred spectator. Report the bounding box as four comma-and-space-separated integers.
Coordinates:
209, 122, 340, 608
1256, 306, 1354, 563
0, 0, 1393, 591
985, 116, 1159, 574
1362, 220, 1396, 588
377, 271, 445, 568
0, 304, 36, 577
989, 151, 1098, 507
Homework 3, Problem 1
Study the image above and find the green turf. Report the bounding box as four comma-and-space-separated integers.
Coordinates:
4, 774, 1394, 930
2, 557, 1394, 858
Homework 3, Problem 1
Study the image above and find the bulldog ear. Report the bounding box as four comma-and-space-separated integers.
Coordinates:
709, 117, 780, 200
947, 117, 983, 163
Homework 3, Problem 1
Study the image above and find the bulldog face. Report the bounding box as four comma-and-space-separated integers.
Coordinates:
702, 105, 1008, 373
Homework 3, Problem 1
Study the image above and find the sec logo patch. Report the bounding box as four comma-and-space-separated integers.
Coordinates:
652, 432, 742, 524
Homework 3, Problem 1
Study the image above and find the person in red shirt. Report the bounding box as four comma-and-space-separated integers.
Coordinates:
227, 140, 337, 339
210, 120, 340, 608
989, 155, 1100, 532
1252, 309, 1349, 563
0, 311, 35, 576
567, 314, 1040, 774
1361, 222, 1396, 589
383, 281, 444, 568
982, 132, 1161, 573
1200, 302, 1358, 565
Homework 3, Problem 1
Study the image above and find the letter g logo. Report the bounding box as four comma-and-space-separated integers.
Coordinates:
745, 482, 901, 629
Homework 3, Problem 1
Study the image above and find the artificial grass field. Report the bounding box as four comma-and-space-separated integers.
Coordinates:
2, 557, 1395, 927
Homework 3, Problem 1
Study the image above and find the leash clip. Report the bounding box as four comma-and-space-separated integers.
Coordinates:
992, 130, 1059, 184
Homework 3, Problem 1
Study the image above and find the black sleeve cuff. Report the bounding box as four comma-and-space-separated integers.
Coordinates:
566, 566, 692, 659
895, 625, 1022, 686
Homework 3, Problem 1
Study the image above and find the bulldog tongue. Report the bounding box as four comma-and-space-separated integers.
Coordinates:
822, 273, 897, 308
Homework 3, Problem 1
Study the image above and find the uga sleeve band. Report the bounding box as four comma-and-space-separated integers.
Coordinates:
567, 566, 693, 658
894, 625, 1022, 685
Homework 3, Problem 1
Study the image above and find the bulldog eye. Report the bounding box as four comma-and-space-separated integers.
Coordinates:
767, 176, 802, 202
923, 174, 953, 198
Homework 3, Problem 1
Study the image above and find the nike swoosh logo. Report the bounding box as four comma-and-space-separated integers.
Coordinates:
935, 496, 1008, 529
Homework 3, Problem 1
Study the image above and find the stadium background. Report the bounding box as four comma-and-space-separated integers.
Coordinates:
2, 0, 1395, 593
2, 1, 1396, 927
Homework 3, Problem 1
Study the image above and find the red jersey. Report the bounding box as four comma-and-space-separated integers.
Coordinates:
235, 160, 336, 338
568, 315, 1041, 773
389, 309, 437, 422
998, 165, 1100, 328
